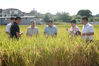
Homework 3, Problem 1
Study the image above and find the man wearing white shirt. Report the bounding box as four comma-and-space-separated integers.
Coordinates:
6, 17, 15, 35
81, 16, 94, 42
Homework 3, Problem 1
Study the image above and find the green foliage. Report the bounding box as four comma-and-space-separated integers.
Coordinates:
94, 17, 99, 22
72, 15, 81, 19
88, 17, 94, 22
43, 14, 50, 22
77, 10, 92, 17
54, 12, 71, 22
72, 15, 82, 22
95, 14, 99, 17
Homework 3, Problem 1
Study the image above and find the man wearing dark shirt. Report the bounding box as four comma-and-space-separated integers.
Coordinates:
10, 17, 23, 38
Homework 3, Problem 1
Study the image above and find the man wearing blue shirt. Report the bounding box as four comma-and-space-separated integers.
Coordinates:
44, 20, 58, 37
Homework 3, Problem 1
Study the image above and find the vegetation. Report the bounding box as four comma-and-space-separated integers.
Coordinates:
94, 17, 99, 22
54, 12, 71, 22
77, 10, 92, 17
0, 25, 99, 66
43, 14, 50, 22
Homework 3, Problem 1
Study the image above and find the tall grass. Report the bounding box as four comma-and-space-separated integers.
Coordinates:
0, 25, 99, 66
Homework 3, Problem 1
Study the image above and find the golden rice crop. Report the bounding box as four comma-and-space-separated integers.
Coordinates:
0, 25, 99, 66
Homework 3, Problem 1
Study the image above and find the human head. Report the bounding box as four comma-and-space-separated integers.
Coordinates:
71, 20, 76, 27
15, 17, 21, 24
48, 20, 53, 27
30, 20, 36, 28
82, 16, 88, 25
10, 17, 15, 23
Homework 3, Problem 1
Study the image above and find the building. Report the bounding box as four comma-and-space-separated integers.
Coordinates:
0, 16, 43, 25
0, 8, 45, 25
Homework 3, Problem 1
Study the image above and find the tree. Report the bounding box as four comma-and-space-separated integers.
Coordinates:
72, 15, 82, 22
43, 14, 50, 22
94, 17, 99, 22
77, 10, 92, 17
55, 12, 71, 22
95, 14, 99, 17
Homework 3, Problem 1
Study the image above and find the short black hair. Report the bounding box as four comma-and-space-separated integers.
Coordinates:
48, 20, 53, 23
82, 16, 88, 21
75, 31, 81, 36
71, 20, 76, 24
15, 17, 21, 20
10, 17, 15, 20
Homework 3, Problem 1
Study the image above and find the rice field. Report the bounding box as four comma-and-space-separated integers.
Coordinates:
0, 24, 99, 66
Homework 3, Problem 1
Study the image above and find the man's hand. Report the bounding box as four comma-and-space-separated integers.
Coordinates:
20, 32, 23, 35
16, 32, 23, 37
6, 32, 10, 35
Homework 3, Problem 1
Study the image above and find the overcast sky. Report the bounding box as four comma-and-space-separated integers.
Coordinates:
0, 0, 99, 15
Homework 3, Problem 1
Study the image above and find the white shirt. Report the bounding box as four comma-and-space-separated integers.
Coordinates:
6, 23, 12, 33
82, 23, 94, 40
26, 26, 39, 36
44, 25, 58, 37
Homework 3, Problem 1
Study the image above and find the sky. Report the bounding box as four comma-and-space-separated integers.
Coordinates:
0, 0, 99, 15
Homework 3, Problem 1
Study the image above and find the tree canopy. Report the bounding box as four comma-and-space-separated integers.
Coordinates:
77, 10, 92, 17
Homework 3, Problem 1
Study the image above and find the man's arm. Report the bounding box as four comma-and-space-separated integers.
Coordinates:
36, 28, 40, 36
66, 27, 73, 35
16, 32, 21, 37
26, 28, 30, 36
82, 32, 94, 36
55, 33, 57, 36
6, 25, 10, 35
54, 27, 58, 36
16, 26, 23, 37
16, 32, 23, 37
6, 32, 10, 35
44, 27, 47, 35
82, 26, 94, 36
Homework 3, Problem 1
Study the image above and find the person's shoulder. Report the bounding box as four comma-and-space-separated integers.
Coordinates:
12, 22, 16, 25
35, 26, 38, 28
7, 23, 11, 25
11, 23, 14, 27
70, 26, 73, 29
7, 23, 11, 26
27, 26, 31, 29
53, 25, 57, 28
12, 22, 19, 28
88, 23, 93, 27
76, 25, 79, 28
46, 25, 49, 27
45, 25, 49, 28
26, 27, 31, 31
34, 27, 38, 29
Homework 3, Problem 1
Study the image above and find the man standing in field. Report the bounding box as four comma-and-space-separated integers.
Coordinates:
10, 17, 23, 39
6, 17, 15, 35
81, 16, 94, 42
26, 20, 39, 37
44, 20, 58, 37
66, 20, 81, 36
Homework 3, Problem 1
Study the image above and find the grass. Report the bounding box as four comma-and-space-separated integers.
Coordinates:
0, 24, 99, 66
